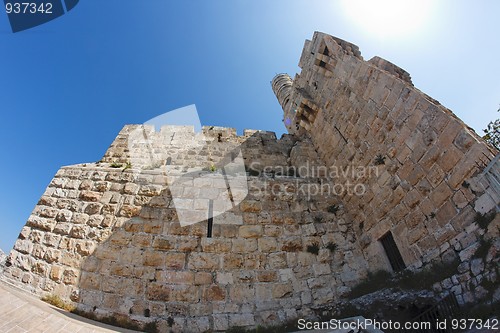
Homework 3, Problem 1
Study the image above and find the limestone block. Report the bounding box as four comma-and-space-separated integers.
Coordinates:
201, 238, 232, 252
142, 251, 164, 267
13, 239, 33, 254
240, 200, 262, 213
190, 316, 210, 333
49, 265, 63, 282
229, 284, 255, 303
152, 236, 174, 251
470, 258, 484, 276
213, 314, 229, 331
165, 253, 186, 270
188, 253, 220, 270
62, 268, 79, 285
313, 263, 332, 276
232, 239, 258, 253
474, 193, 497, 215
267, 252, 288, 269
147, 283, 173, 302
160, 271, 194, 284
430, 182, 453, 208
239, 225, 263, 238
258, 238, 278, 252
271, 283, 293, 298
79, 191, 102, 202
194, 272, 213, 285
202, 285, 226, 301
43, 248, 61, 263
228, 313, 255, 328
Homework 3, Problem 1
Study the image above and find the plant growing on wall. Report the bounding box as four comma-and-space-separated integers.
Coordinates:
326, 242, 338, 253
306, 242, 320, 255
374, 154, 386, 165
483, 107, 499, 150
327, 204, 339, 215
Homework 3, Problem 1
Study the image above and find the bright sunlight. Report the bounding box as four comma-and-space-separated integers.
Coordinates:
340, 0, 434, 39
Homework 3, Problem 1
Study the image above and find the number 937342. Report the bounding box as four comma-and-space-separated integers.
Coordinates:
5, 2, 53, 14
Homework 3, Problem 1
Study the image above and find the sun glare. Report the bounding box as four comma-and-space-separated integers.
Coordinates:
341, 0, 434, 39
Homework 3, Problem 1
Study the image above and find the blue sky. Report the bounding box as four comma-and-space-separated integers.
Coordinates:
0, 0, 499, 251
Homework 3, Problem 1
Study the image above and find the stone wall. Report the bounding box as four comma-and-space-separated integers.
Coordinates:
1, 125, 369, 331
273, 31, 500, 305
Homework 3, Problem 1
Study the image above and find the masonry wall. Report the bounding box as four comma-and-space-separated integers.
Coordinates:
1, 125, 369, 332
274, 31, 500, 305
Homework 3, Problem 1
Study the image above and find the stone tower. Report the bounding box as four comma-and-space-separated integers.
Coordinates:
272, 31, 499, 293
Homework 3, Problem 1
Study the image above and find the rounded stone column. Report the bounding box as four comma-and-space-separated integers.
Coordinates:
271, 73, 293, 112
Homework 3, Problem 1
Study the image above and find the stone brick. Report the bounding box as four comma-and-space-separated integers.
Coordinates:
202, 285, 226, 301
430, 182, 453, 208
240, 200, 262, 213
437, 146, 463, 173
435, 200, 458, 227
62, 268, 79, 285
232, 239, 258, 253
201, 238, 232, 252
188, 253, 220, 270
49, 265, 64, 282
165, 253, 186, 270
229, 284, 255, 303
229, 313, 255, 328
143, 251, 165, 267
426, 164, 445, 188
152, 236, 174, 251
239, 225, 263, 238
438, 120, 463, 147
79, 191, 102, 202
403, 189, 422, 209
454, 129, 476, 152
258, 238, 278, 252
195, 272, 214, 285
257, 271, 278, 282
160, 271, 194, 284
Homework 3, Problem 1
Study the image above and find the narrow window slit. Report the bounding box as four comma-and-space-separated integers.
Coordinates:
207, 199, 213, 238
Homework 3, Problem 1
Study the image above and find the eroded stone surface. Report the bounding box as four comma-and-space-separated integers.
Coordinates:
1, 32, 499, 332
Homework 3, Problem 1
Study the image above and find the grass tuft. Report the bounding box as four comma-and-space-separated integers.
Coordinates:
306, 242, 320, 255
348, 258, 460, 299
326, 242, 338, 253
41, 294, 75, 312
475, 212, 496, 229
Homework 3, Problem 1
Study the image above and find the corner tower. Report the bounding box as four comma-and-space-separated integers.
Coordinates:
272, 31, 498, 278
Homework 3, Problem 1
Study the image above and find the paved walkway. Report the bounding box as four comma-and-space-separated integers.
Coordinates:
0, 280, 137, 333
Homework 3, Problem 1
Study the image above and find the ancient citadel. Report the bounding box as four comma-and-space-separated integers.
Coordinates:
1, 32, 499, 332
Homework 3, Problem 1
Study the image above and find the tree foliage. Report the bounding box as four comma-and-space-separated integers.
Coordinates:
483, 107, 500, 151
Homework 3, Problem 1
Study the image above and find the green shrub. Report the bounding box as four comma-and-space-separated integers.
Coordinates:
306, 242, 320, 255
348, 270, 392, 299
347, 258, 460, 299
327, 205, 339, 215
374, 154, 386, 165
326, 242, 338, 253
472, 238, 492, 260
475, 212, 496, 229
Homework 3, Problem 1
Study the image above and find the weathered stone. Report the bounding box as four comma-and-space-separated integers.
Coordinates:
2, 32, 499, 333
188, 253, 220, 270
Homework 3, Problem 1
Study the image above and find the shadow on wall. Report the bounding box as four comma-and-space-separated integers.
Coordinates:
74, 130, 361, 332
